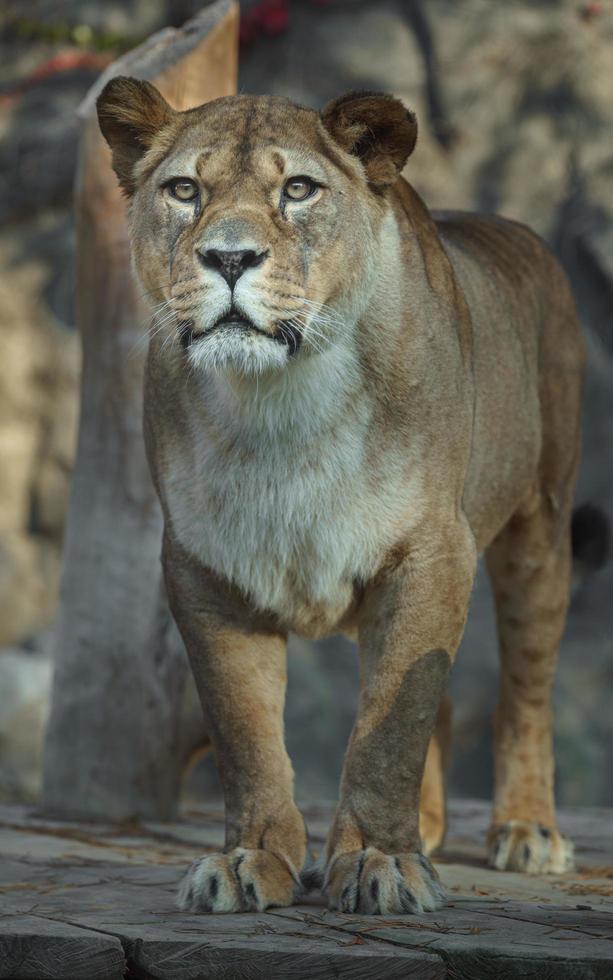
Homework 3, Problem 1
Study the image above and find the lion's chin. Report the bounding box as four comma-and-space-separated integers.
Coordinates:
185, 324, 292, 377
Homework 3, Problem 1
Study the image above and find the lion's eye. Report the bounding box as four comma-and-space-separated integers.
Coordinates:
283, 176, 317, 202
167, 178, 199, 202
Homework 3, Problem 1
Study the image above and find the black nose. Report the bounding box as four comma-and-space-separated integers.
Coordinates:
198, 248, 267, 289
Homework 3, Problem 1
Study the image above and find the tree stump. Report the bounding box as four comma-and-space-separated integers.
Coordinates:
42, 1, 238, 821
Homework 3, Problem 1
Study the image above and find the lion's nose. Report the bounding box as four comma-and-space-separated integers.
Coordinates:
198, 248, 267, 290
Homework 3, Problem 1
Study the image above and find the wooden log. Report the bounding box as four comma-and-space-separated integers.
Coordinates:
41, 1, 238, 822
4, 797, 613, 980
0, 917, 126, 980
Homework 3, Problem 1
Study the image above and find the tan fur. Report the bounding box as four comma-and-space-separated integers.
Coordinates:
97, 80, 584, 913
419, 695, 452, 854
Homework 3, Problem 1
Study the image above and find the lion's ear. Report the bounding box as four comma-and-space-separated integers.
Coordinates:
321, 91, 417, 188
96, 77, 176, 195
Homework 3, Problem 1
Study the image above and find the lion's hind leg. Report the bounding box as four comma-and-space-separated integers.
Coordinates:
484, 270, 583, 874
485, 493, 575, 874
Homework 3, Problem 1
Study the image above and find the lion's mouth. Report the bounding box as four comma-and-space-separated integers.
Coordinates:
179, 311, 302, 356
213, 313, 260, 334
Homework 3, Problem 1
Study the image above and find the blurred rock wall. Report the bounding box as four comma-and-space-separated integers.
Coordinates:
1, 0, 612, 806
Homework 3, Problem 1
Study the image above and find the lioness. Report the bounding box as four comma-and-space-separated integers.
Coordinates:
97, 79, 584, 915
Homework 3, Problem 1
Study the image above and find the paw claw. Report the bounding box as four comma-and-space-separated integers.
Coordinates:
399, 884, 418, 914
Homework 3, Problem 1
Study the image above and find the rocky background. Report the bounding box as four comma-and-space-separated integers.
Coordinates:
0, 0, 612, 809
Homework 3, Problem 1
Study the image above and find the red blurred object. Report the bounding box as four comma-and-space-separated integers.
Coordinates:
240, 0, 289, 47
579, 2, 604, 20
22, 50, 111, 84
0, 51, 111, 107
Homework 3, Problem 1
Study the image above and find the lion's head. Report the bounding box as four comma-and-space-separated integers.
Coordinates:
97, 79, 417, 376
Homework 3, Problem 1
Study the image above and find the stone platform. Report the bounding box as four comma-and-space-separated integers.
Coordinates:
1, 799, 613, 979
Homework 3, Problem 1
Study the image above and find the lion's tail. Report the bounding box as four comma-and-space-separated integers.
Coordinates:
571, 503, 610, 589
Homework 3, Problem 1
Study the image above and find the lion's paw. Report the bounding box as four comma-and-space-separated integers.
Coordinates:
488, 821, 574, 874
177, 847, 298, 913
325, 847, 445, 915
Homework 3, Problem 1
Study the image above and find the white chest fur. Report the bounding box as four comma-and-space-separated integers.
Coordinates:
163, 347, 420, 634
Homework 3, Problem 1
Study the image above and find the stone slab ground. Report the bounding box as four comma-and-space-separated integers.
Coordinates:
1, 799, 613, 979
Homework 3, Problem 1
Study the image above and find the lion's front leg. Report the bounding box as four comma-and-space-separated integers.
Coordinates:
164, 540, 306, 913
323, 522, 476, 915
